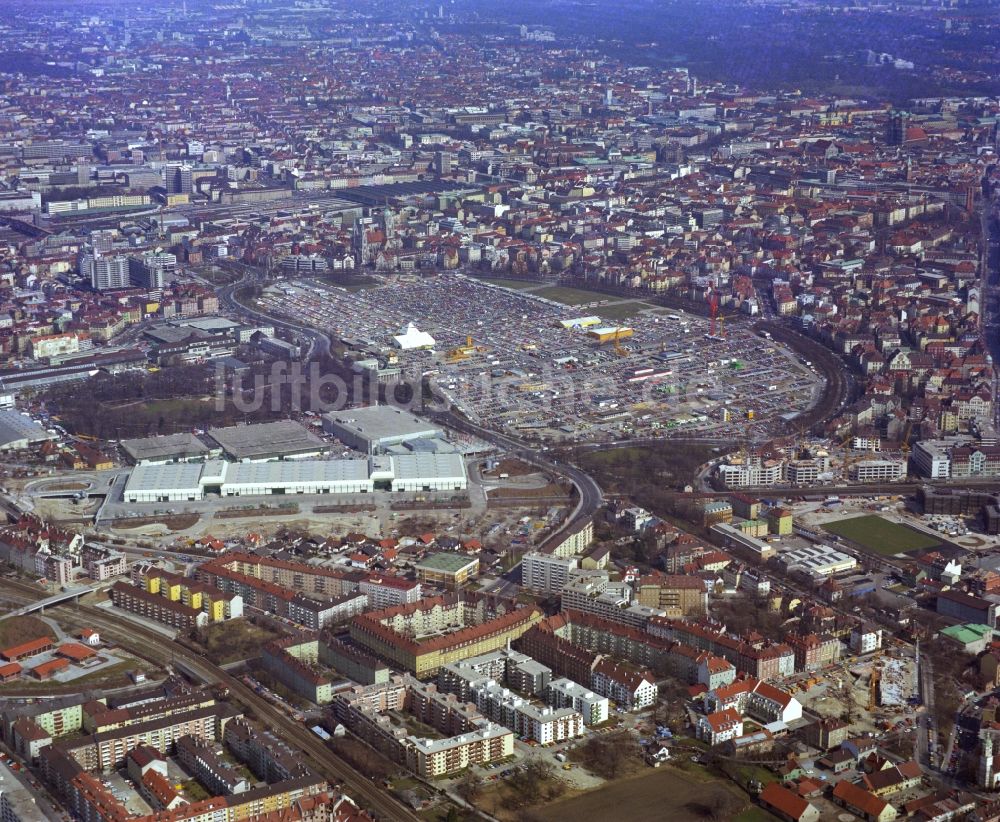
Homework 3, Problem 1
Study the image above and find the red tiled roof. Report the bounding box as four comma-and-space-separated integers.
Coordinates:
0, 662, 22, 679
833, 780, 889, 817
57, 643, 96, 661
31, 658, 69, 679
760, 782, 811, 820
2, 636, 52, 660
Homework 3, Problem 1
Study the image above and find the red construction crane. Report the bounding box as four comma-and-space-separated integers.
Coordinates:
708, 289, 720, 336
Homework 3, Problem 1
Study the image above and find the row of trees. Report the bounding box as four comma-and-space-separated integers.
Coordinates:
455, 757, 565, 814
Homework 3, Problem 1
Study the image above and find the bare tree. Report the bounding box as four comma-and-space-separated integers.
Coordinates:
455, 772, 483, 803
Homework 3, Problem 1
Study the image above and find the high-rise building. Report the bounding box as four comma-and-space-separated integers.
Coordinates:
434, 151, 453, 178
168, 164, 194, 194
88, 229, 117, 255
885, 111, 909, 146
81, 254, 130, 291
129, 252, 177, 289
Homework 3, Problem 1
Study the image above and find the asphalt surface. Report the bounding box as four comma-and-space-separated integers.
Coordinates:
430, 409, 604, 544
218, 271, 332, 360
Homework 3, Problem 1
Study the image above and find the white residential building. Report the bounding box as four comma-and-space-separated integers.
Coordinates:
849, 623, 883, 655
591, 662, 656, 711
472, 681, 583, 744
544, 678, 610, 726
912, 440, 951, 479
521, 552, 579, 594
697, 708, 743, 746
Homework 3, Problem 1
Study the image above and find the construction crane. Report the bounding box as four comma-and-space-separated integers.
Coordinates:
901, 419, 913, 457
613, 327, 629, 357
868, 665, 880, 712
444, 335, 486, 364
717, 313, 737, 339
708, 289, 720, 336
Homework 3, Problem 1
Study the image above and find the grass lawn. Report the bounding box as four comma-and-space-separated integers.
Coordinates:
479, 277, 546, 291
594, 301, 651, 321
181, 780, 211, 802
727, 762, 780, 788
822, 515, 941, 556
0, 616, 55, 647
533, 285, 610, 305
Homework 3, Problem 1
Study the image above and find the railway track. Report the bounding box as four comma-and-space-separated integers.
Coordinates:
0, 580, 418, 822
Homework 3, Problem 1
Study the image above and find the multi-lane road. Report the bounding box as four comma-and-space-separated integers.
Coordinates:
430, 409, 604, 543
217, 269, 332, 360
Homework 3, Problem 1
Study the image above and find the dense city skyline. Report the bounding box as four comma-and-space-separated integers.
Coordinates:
0, 2, 997, 821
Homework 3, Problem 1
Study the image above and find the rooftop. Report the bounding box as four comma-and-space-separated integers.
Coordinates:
324, 405, 442, 444
0, 410, 54, 449
207, 420, 328, 460
416, 553, 479, 574
120, 432, 210, 462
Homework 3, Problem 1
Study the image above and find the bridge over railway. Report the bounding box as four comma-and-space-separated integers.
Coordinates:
0, 586, 94, 618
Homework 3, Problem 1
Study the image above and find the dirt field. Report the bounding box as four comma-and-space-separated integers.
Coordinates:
193, 620, 283, 665
488, 482, 572, 500
530, 767, 748, 822
111, 513, 200, 532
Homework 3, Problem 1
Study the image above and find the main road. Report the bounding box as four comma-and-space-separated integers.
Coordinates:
429, 409, 604, 544
217, 270, 332, 361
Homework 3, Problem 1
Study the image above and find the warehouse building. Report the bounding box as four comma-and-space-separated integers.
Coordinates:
121, 433, 212, 465
323, 405, 444, 454
207, 420, 329, 462
779, 545, 857, 578
0, 410, 56, 452
587, 326, 633, 344
123, 462, 208, 503
391, 453, 467, 492
220, 460, 373, 495
123, 454, 466, 502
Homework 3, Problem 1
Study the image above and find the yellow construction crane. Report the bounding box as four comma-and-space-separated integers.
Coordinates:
901, 419, 913, 457
868, 665, 880, 712
613, 327, 629, 357
445, 335, 486, 364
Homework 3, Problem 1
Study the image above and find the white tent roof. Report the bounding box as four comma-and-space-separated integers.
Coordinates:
393, 322, 435, 349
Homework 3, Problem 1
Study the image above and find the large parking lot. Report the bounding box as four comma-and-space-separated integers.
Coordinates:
256, 274, 823, 442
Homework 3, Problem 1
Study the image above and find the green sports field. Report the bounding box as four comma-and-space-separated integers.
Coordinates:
822, 515, 941, 556
533, 285, 609, 305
